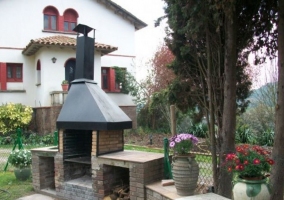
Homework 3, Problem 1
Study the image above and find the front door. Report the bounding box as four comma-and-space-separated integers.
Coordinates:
65, 59, 76, 83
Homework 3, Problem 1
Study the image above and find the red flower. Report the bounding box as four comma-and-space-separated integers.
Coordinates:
226, 153, 235, 161
223, 144, 274, 177
236, 146, 242, 152
228, 167, 232, 172
235, 164, 244, 171
267, 159, 274, 165
253, 158, 260, 165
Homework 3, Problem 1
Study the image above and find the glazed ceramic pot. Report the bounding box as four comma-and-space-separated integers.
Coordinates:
14, 168, 31, 181
232, 176, 270, 200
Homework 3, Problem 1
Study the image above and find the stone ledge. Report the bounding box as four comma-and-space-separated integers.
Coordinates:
146, 181, 231, 200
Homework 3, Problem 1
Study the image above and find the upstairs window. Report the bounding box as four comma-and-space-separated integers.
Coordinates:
102, 67, 110, 91
7, 63, 23, 82
43, 6, 59, 30
101, 67, 125, 92
63, 9, 78, 32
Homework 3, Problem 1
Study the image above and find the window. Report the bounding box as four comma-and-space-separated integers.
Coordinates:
7, 63, 23, 82
102, 68, 110, 90
63, 9, 78, 32
36, 60, 41, 84
101, 67, 125, 92
43, 7, 58, 30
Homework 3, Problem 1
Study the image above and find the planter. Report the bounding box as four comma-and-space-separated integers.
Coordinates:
61, 84, 68, 91
232, 176, 271, 200
14, 168, 31, 181
172, 154, 199, 196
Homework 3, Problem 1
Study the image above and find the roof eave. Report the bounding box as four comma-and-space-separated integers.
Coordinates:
22, 42, 117, 56
96, 0, 147, 30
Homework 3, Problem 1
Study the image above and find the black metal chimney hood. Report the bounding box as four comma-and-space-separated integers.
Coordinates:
56, 24, 132, 130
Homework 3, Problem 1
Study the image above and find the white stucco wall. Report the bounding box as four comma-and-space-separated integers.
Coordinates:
0, 0, 141, 107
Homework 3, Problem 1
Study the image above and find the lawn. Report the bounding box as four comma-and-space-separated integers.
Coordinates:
0, 171, 34, 200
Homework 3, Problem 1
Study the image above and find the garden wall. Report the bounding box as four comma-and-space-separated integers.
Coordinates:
28, 106, 137, 135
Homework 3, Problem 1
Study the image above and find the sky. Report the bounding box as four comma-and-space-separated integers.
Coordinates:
111, 0, 167, 78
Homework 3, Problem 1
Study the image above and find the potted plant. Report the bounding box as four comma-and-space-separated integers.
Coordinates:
8, 149, 32, 181
61, 80, 69, 91
223, 144, 274, 200
169, 133, 199, 196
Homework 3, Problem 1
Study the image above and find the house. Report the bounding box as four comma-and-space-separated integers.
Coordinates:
0, 0, 147, 132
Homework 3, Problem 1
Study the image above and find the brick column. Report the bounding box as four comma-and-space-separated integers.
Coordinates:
55, 129, 65, 197
130, 163, 146, 200
92, 156, 104, 199
54, 153, 64, 197
31, 153, 40, 191
92, 131, 97, 156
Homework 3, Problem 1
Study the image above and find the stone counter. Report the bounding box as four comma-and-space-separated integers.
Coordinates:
31, 146, 58, 194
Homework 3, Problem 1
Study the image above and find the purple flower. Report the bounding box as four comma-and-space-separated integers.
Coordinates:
168, 133, 199, 154
169, 141, 175, 148
175, 137, 181, 143
191, 136, 199, 144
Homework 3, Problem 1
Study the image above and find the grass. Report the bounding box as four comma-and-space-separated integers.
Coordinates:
125, 144, 213, 177
124, 144, 164, 153
124, 144, 212, 163
0, 171, 34, 200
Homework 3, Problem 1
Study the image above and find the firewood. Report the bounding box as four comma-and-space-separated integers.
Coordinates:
161, 179, 175, 186
103, 195, 111, 200
110, 193, 117, 200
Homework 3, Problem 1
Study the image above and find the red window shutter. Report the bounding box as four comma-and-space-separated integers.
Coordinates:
109, 68, 116, 92
0, 63, 7, 90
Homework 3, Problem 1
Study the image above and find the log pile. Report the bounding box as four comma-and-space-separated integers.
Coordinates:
103, 185, 130, 200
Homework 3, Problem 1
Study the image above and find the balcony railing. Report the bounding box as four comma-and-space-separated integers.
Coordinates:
50, 91, 68, 106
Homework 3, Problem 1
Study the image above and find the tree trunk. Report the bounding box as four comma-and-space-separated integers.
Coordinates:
270, 0, 284, 199
217, 4, 237, 198
205, 23, 218, 192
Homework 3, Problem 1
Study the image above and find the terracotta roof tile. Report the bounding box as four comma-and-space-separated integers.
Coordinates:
22, 35, 118, 56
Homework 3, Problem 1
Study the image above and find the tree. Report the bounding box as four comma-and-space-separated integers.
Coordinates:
270, 0, 284, 198
239, 62, 278, 137
137, 44, 175, 130
161, 0, 277, 197
218, 2, 237, 196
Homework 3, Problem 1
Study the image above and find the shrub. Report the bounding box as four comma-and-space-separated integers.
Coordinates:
257, 129, 274, 146
235, 125, 256, 144
24, 132, 54, 146
0, 103, 33, 134
189, 123, 208, 138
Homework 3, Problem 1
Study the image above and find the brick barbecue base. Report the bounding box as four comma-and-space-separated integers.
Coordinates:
31, 147, 164, 200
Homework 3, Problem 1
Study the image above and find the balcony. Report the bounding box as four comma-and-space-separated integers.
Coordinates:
50, 91, 68, 106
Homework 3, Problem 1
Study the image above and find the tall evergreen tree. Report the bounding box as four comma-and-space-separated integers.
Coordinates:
162, 0, 277, 197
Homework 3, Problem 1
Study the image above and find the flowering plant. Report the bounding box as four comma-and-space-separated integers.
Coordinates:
169, 133, 198, 155
8, 149, 32, 169
0, 103, 33, 133
223, 144, 274, 178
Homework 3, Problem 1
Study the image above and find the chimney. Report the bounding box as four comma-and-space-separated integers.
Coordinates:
73, 24, 95, 80
57, 24, 132, 131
